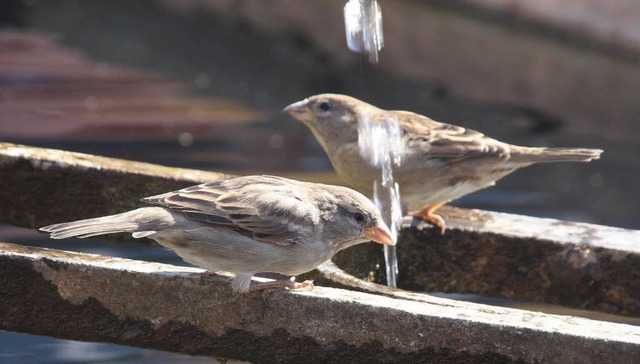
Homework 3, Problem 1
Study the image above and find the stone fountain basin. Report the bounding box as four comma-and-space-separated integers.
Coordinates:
2, 142, 639, 362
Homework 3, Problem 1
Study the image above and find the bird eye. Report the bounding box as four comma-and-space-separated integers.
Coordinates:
354, 212, 365, 223
318, 101, 333, 112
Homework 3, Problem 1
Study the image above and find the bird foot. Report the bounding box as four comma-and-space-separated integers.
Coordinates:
250, 277, 314, 292
409, 206, 446, 235
199, 270, 217, 284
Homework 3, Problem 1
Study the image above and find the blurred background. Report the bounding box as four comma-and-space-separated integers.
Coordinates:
1, 0, 638, 362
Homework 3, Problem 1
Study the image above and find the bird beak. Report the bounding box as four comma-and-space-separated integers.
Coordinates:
283, 99, 311, 119
364, 223, 396, 246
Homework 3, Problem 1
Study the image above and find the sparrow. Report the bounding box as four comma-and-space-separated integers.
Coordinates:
284, 94, 603, 234
40, 175, 394, 293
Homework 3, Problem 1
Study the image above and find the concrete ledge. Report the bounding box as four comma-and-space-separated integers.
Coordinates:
332, 208, 640, 316
1, 242, 639, 363
0, 142, 232, 228
3, 142, 640, 317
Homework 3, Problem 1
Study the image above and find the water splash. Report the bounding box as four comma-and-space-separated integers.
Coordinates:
358, 112, 403, 288
344, 0, 384, 63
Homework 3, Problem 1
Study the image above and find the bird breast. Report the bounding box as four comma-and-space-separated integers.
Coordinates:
150, 224, 336, 276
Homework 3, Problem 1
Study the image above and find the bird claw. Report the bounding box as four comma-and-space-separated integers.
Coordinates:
430, 214, 447, 235
289, 278, 314, 291
199, 270, 217, 284
409, 204, 447, 235
250, 277, 314, 292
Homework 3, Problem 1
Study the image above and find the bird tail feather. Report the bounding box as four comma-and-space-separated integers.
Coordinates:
512, 147, 603, 163
39, 207, 164, 239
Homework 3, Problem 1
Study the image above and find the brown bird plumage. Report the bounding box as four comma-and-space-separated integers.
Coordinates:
40, 175, 394, 292
284, 94, 603, 233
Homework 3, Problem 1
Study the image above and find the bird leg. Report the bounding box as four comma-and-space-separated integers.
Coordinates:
250, 276, 314, 292
199, 270, 218, 284
409, 201, 447, 234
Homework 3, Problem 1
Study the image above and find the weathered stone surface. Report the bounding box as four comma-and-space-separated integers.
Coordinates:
3, 142, 639, 318
1, 242, 639, 363
333, 209, 640, 317
0, 142, 232, 228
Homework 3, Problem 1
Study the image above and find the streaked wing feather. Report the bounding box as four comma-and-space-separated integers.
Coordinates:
394, 111, 511, 161
142, 177, 309, 245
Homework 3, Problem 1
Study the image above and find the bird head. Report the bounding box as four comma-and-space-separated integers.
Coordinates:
283, 94, 372, 144
315, 184, 395, 251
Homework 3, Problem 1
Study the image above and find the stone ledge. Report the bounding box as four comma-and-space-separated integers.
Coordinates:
2, 142, 639, 316
332, 210, 640, 316
1, 242, 639, 363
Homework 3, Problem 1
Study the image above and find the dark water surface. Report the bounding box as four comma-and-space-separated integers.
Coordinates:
0, 331, 224, 364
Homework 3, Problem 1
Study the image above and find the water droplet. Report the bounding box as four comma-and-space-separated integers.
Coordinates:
177, 132, 194, 147
83, 96, 99, 111
194, 73, 210, 89
344, 0, 384, 63
588, 173, 604, 189
268, 133, 284, 149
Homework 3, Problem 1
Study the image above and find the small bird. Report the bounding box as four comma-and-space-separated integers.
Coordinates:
40, 175, 394, 293
284, 94, 603, 234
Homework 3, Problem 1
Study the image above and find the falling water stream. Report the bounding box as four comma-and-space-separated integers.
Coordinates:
345, 0, 400, 287
357, 112, 404, 288
344, 0, 384, 63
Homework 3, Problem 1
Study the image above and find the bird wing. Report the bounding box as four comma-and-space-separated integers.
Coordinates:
142, 176, 313, 245
393, 111, 511, 162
